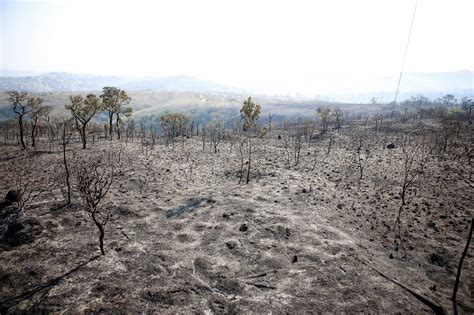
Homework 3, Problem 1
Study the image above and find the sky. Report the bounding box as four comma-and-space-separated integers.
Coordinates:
1, 0, 473, 95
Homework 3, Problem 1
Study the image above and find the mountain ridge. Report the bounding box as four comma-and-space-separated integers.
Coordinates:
0, 70, 471, 103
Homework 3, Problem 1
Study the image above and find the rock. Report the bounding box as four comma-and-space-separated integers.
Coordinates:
292, 255, 298, 263
386, 143, 396, 149
239, 224, 248, 232
5, 190, 19, 204
429, 253, 446, 266
226, 241, 237, 249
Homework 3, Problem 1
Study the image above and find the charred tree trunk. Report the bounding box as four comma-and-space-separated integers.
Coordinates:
452, 218, 473, 314
31, 119, 37, 150
239, 140, 244, 184
82, 125, 87, 149
108, 112, 114, 140
92, 214, 106, 255
62, 127, 71, 204
246, 138, 252, 184
116, 115, 121, 140
19, 115, 26, 150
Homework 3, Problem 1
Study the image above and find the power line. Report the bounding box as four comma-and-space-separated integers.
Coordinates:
391, 0, 419, 117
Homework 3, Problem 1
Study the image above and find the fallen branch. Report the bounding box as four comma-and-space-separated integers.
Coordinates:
121, 230, 131, 240
359, 259, 444, 315
245, 282, 276, 290
243, 270, 277, 279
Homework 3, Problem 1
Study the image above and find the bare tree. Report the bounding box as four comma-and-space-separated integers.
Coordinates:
280, 121, 292, 165
60, 119, 74, 204
333, 107, 345, 132
452, 219, 473, 314
267, 113, 274, 132
238, 136, 246, 184
441, 94, 458, 107
201, 126, 207, 152
73, 151, 117, 255
354, 137, 370, 180
0, 120, 17, 145
460, 96, 473, 122
126, 117, 136, 143
45, 116, 60, 152
326, 132, 334, 156
29, 97, 50, 150
6, 154, 62, 210
394, 134, 433, 235
208, 118, 224, 153
8, 91, 30, 149
303, 119, 316, 148
139, 139, 154, 160
115, 107, 133, 140
159, 113, 190, 150
373, 114, 384, 132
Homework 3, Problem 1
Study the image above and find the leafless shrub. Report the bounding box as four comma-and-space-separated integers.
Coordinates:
280, 121, 303, 166
394, 133, 434, 236
139, 139, 154, 160
73, 149, 119, 255
447, 146, 473, 188
208, 119, 224, 153
326, 132, 334, 156
333, 107, 345, 132
373, 114, 384, 132
6, 154, 62, 210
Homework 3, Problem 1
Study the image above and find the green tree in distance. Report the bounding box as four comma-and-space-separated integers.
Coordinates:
100, 87, 132, 140
240, 97, 262, 183
66, 94, 101, 149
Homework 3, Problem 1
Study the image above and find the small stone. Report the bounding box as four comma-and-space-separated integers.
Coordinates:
5, 190, 19, 203
226, 241, 237, 249
239, 224, 248, 232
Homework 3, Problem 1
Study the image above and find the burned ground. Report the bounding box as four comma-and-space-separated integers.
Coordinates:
0, 121, 472, 313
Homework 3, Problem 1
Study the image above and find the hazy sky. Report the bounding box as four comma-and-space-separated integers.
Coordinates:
1, 0, 473, 94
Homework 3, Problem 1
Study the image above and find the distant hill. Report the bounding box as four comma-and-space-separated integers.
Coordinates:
0, 72, 127, 92
0, 72, 240, 94
325, 70, 473, 103
0, 70, 471, 103
120, 76, 240, 93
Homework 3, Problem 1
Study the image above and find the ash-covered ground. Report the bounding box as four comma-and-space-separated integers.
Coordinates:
0, 123, 472, 313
